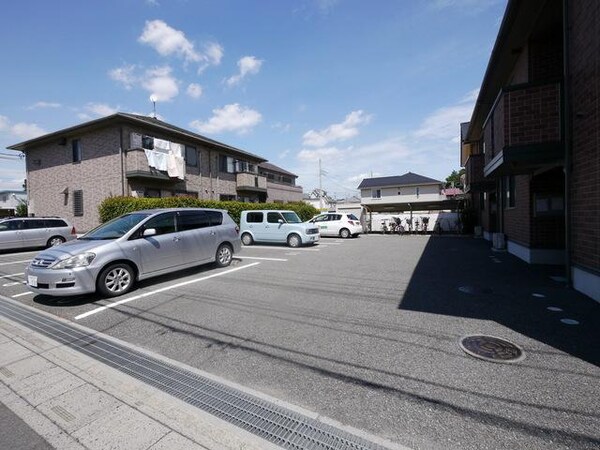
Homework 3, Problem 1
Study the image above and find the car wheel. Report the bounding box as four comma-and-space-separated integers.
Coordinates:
340, 228, 351, 239
241, 233, 254, 246
47, 236, 66, 247
97, 263, 134, 297
215, 244, 233, 268
287, 233, 301, 248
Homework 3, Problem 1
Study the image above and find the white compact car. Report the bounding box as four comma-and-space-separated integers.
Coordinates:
307, 213, 363, 238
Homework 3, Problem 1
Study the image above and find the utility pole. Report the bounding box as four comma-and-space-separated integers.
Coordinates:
319, 158, 323, 210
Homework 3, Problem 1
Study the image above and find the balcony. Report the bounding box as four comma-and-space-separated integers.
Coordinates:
125, 148, 179, 183
464, 154, 494, 193
483, 81, 564, 177
236, 172, 267, 193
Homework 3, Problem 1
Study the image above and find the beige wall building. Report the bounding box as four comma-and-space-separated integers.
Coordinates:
8, 113, 299, 231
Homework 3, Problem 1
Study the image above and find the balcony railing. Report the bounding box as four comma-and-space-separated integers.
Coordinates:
236, 173, 267, 191
483, 81, 563, 176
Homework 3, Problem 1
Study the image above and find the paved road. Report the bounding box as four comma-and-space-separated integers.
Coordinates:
1, 236, 599, 449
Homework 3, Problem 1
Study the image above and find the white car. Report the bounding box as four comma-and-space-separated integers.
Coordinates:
308, 213, 363, 238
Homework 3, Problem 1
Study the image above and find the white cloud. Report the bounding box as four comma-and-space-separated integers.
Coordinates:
297, 147, 343, 162
315, 0, 340, 14
109, 64, 137, 89
27, 101, 62, 110
413, 91, 476, 141
204, 42, 224, 66
142, 66, 179, 101
186, 83, 203, 99
226, 56, 263, 86
82, 103, 119, 118
11, 122, 46, 140
302, 110, 371, 147
0, 115, 46, 140
139, 20, 201, 63
189, 103, 262, 135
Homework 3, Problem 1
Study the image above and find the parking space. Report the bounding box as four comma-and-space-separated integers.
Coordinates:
1, 235, 598, 450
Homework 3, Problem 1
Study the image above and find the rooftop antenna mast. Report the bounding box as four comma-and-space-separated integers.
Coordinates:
149, 95, 157, 118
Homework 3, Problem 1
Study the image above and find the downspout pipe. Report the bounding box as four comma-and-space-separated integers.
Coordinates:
562, 0, 572, 287
119, 126, 125, 196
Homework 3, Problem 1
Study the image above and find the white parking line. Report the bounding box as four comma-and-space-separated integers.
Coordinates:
0, 272, 24, 279
0, 259, 31, 266
237, 256, 288, 262
0, 251, 38, 258
75, 262, 261, 321
3, 281, 26, 287
243, 246, 320, 252
12, 291, 33, 298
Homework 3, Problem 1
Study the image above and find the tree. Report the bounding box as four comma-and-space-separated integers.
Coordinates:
445, 169, 465, 188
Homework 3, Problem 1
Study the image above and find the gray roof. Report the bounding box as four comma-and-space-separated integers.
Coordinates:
8, 112, 266, 163
258, 162, 297, 178
357, 172, 443, 189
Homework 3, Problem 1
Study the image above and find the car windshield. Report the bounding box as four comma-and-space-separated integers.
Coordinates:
281, 212, 302, 223
79, 213, 152, 240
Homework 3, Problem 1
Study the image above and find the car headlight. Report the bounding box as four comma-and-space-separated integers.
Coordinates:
51, 252, 96, 269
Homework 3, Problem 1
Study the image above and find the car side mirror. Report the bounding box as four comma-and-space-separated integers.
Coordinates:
143, 228, 157, 237
278, 219, 284, 224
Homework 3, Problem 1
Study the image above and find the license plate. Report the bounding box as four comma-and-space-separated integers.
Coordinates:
28, 275, 38, 287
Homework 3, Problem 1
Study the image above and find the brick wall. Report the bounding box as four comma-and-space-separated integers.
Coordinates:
569, 0, 600, 273
529, 34, 563, 82
506, 83, 561, 146
531, 168, 565, 249
26, 127, 123, 231
504, 175, 531, 246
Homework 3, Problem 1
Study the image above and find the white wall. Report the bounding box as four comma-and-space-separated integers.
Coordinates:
361, 183, 443, 206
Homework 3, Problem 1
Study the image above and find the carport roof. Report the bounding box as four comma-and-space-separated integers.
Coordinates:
357, 172, 443, 189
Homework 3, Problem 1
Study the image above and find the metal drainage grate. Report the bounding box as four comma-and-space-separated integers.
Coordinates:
459, 335, 524, 363
0, 300, 388, 450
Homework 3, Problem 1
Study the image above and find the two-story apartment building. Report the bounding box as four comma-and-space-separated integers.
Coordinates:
8, 113, 273, 230
258, 162, 303, 203
461, 0, 599, 301
358, 172, 457, 212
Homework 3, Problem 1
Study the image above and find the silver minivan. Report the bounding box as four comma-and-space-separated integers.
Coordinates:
0, 217, 76, 251
240, 210, 320, 247
25, 208, 241, 297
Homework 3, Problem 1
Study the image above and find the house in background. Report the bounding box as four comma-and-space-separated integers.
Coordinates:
0, 190, 26, 217
258, 162, 303, 203
7, 113, 298, 231
358, 172, 459, 213
460, 0, 599, 301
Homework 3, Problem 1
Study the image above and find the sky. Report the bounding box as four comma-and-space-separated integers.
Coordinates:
0, 0, 507, 198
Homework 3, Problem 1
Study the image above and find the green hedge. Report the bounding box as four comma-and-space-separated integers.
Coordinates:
98, 196, 320, 224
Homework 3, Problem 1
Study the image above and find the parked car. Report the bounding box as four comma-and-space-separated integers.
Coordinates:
0, 217, 76, 251
307, 212, 363, 238
240, 210, 320, 247
25, 208, 241, 297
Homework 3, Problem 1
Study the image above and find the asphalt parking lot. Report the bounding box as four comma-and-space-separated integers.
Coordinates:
1, 235, 599, 450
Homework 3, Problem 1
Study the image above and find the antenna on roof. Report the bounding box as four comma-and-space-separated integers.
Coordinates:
149, 95, 158, 119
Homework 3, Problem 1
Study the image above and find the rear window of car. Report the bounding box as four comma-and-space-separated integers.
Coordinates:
206, 211, 223, 226
177, 211, 209, 231
246, 212, 263, 223
347, 214, 359, 221
44, 219, 68, 228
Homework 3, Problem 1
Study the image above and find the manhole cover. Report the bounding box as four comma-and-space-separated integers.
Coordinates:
547, 306, 563, 312
459, 335, 524, 363
458, 286, 493, 295
532, 293, 546, 298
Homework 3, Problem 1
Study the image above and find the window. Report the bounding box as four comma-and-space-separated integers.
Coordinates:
23, 219, 46, 229
45, 219, 68, 228
72, 139, 82, 163
220, 194, 236, 201
143, 213, 176, 235
371, 189, 381, 199
142, 136, 154, 150
177, 211, 209, 231
267, 212, 283, 223
535, 195, 564, 216
145, 189, 161, 198
219, 155, 235, 173
185, 146, 198, 167
416, 187, 420, 198
205, 211, 223, 226
0, 220, 23, 231
73, 190, 84, 217
246, 212, 263, 223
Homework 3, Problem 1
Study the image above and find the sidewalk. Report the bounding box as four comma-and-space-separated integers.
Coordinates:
0, 310, 281, 450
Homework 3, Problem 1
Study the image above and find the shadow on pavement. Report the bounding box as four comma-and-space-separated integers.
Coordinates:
398, 236, 600, 367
